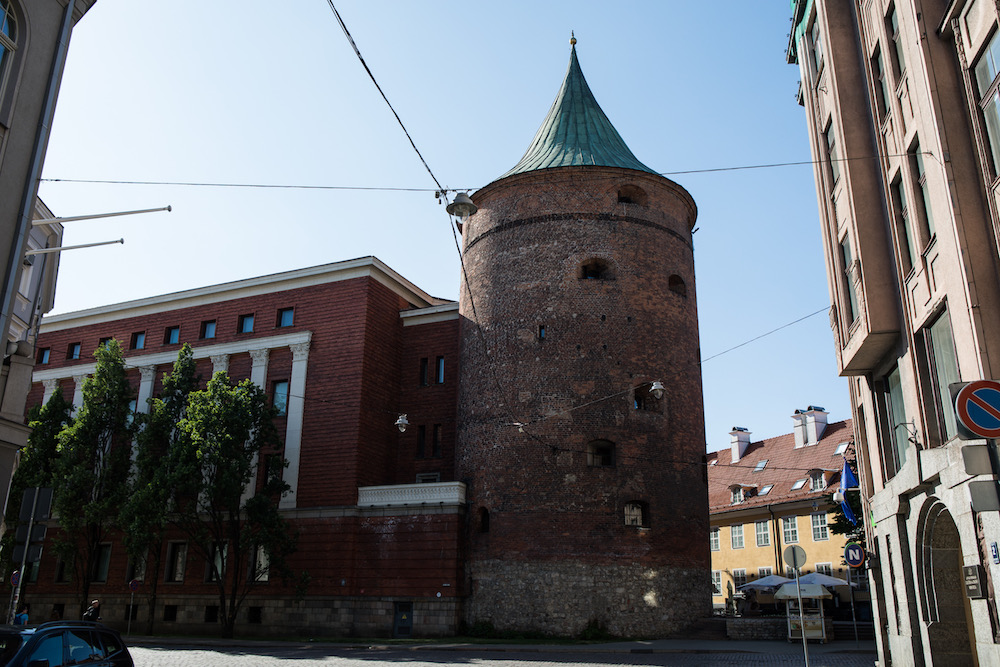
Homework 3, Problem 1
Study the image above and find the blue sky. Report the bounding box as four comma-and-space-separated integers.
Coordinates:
37, 1, 849, 450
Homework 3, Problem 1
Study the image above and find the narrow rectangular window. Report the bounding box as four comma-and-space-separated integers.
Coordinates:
711, 571, 722, 595
731, 524, 744, 549
91, 544, 112, 582
435, 356, 445, 384
252, 545, 269, 582
200, 320, 216, 339
538, 325, 546, 341
130, 331, 145, 350
839, 238, 859, 325
416, 425, 426, 459
825, 123, 840, 183
812, 513, 829, 541
67, 342, 81, 360
974, 30, 1000, 173
206, 542, 227, 582
810, 18, 824, 76
710, 526, 720, 551
272, 380, 289, 417
164, 326, 180, 345
873, 45, 890, 119
925, 311, 960, 442
892, 178, 917, 273
166, 542, 187, 583
432, 424, 442, 457
887, 4, 906, 78
756, 520, 770, 547
912, 144, 935, 239
783, 516, 799, 544
733, 569, 747, 589
419, 358, 429, 387
38, 348, 49, 364
238, 314, 254, 333
277, 307, 294, 328
884, 365, 909, 475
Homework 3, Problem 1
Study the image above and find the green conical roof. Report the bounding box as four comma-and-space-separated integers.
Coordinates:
499, 42, 657, 179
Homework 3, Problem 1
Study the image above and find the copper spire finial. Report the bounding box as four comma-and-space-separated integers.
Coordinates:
570, 31, 576, 46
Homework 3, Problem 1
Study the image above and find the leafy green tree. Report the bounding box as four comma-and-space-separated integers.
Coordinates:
168, 371, 296, 638
53, 340, 136, 612
1, 388, 73, 580
120, 345, 198, 634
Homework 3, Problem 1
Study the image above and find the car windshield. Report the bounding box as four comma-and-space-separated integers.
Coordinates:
0, 635, 25, 666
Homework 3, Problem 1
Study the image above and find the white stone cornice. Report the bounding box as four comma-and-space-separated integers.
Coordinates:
400, 302, 459, 327
32, 331, 312, 383
357, 482, 466, 508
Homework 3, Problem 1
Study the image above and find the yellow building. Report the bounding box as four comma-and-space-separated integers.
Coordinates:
707, 408, 868, 616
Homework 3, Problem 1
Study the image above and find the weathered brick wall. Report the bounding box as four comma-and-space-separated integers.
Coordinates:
725, 617, 787, 640
456, 166, 711, 635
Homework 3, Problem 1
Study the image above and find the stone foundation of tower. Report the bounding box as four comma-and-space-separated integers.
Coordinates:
464, 560, 708, 637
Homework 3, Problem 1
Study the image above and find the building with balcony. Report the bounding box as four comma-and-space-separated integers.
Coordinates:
788, 0, 1000, 663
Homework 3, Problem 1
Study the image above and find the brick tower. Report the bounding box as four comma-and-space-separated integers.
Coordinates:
455, 39, 710, 637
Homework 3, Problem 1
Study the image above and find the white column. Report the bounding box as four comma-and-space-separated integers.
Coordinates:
135, 366, 157, 414
72, 375, 87, 410
249, 349, 270, 388
279, 342, 309, 509
210, 354, 230, 375
41, 379, 59, 404
244, 349, 270, 502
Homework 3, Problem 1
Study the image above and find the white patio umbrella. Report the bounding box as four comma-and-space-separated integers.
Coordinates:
738, 574, 793, 590
773, 583, 833, 600
797, 572, 853, 587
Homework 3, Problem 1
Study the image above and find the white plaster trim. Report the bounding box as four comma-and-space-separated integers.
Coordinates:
357, 482, 466, 508
32, 331, 312, 383
400, 302, 459, 327
41, 257, 447, 331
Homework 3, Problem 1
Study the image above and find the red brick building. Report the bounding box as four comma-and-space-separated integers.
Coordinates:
20, 41, 710, 638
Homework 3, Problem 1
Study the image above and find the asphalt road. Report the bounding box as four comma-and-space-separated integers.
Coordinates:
130, 644, 877, 666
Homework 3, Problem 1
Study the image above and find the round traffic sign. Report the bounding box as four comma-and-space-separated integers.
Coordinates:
9, 571, 19, 587
844, 542, 866, 568
955, 380, 1000, 438
128, 579, 140, 592
784, 545, 807, 569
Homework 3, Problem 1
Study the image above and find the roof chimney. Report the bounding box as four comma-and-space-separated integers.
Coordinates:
804, 405, 828, 445
792, 410, 806, 448
730, 427, 751, 462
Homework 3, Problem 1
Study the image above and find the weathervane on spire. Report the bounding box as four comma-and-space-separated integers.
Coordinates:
570, 31, 576, 46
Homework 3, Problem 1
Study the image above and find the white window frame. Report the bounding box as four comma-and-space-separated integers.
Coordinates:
810, 471, 826, 491
731, 524, 744, 550
710, 526, 720, 551
756, 520, 770, 547
812, 513, 829, 541
816, 562, 833, 576
783, 516, 799, 544
711, 570, 722, 595
758, 566, 773, 578
733, 568, 747, 589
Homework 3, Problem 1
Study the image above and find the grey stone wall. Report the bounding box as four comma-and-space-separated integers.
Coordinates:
465, 559, 710, 638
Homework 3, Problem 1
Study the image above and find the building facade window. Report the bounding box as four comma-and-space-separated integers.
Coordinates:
891, 178, 917, 273
731, 523, 744, 549
252, 545, 270, 582
923, 310, 960, 443
975, 30, 1000, 174
38, 347, 49, 364
791, 479, 806, 490
200, 320, 216, 339
883, 365, 909, 476
810, 17, 824, 77
756, 520, 770, 547
912, 143, 935, 239
166, 542, 187, 583
164, 326, 180, 344
277, 307, 294, 328
825, 123, 840, 183
98, 337, 111, 349
130, 331, 146, 350
887, 4, 906, 79
206, 542, 227, 583
435, 356, 445, 384
91, 544, 112, 582
710, 526, 720, 551
816, 562, 833, 576
753, 459, 768, 472
733, 568, 747, 589
783, 516, 799, 544
238, 314, 254, 333
731, 487, 744, 504
812, 513, 829, 541
759, 484, 773, 496
624, 501, 648, 527
839, 237, 859, 325
810, 471, 826, 491
711, 570, 722, 595
587, 439, 615, 467
873, 45, 891, 119
67, 342, 81, 360
0, 1, 16, 105
758, 566, 773, 578
272, 380, 289, 417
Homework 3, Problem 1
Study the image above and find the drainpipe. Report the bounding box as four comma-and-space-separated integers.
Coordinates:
768, 504, 782, 574
1, 0, 77, 347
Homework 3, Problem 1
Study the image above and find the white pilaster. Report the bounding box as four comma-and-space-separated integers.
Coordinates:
210, 354, 230, 375
136, 366, 157, 414
249, 349, 270, 388
41, 379, 59, 404
279, 341, 310, 509
72, 375, 87, 410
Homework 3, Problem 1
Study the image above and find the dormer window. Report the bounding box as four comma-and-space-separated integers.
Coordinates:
810, 470, 827, 491
731, 488, 745, 504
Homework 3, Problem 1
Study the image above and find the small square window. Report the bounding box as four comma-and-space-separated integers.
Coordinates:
277, 308, 294, 328
759, 484, 773, 496
753, 459, 768, 472
238, 314, 254, 334
200, 320, 216, 339
834, 442, 849, 455
791, 479, 807, 490
99, 337, 112, 349
67, 342, 81, 360
37, 348, 50, 364
624, 501, 648, 528
130, 331, 145, 350
164, 326, 180, 345
163, 605, 178, 622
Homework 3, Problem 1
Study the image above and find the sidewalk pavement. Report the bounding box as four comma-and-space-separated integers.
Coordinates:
127, 634, 878, 656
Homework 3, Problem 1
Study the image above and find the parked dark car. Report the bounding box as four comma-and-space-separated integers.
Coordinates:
0, 620, 133, 666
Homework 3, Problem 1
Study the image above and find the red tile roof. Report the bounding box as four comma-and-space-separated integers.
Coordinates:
706, 419, 854, 513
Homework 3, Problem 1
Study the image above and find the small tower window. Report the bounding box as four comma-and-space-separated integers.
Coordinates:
624, 501, 649, 528
668, 275, 687, 297
617, 184, 648, 206
587, 439, 615, 467
479, 507, 490, 533
633, 383, 662, 412
580, 259, 614, 280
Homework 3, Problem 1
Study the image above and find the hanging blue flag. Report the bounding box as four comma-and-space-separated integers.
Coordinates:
841, 456, 859, 524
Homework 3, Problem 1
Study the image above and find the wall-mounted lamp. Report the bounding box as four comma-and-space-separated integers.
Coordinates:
446, 193, 477, 230
395, 414, 409, 433
650, 380, 665, 400
832, 489, 846, 503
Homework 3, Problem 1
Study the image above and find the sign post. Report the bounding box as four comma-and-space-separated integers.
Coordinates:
127, 579, 140, 636
784, 545, 810, 667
